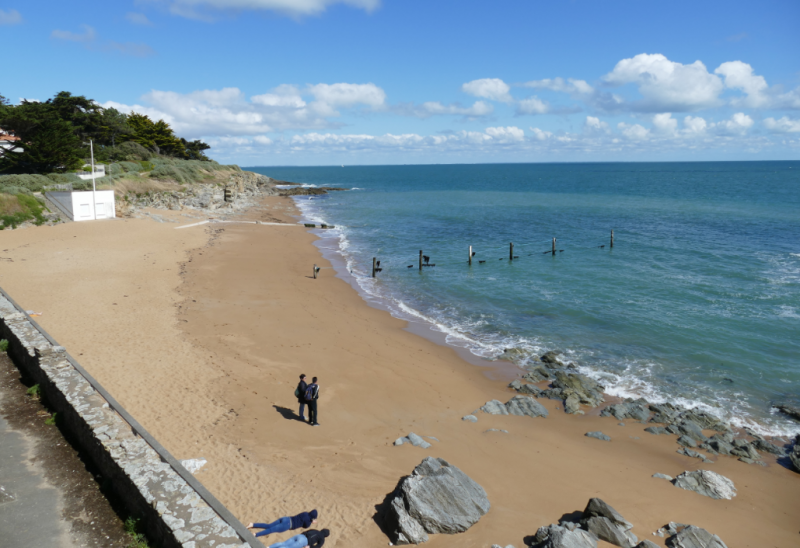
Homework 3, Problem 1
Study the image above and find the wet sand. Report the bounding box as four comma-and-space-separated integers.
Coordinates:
1, 196, 798, 547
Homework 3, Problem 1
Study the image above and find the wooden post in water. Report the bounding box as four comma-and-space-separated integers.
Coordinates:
610, 230, 614, 248
552, 238, 556, 255
509, 242, 514, 261
372, 257, 377, 278
419, 250, 423, 271
313, 264, 317, 279
469, 245, 473, 265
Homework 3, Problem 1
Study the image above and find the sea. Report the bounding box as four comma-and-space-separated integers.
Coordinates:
247, 162, 800, 437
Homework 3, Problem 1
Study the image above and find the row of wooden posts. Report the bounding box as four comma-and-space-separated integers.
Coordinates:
367, 230, 615, 277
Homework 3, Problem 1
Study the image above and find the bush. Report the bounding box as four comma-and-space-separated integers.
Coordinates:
44, 412, 58, 426
26, 384, 40, 398
112, 141, 153, 162
0, 193, 46, 229
124, 517, 150, 548
0, 339, 8, 352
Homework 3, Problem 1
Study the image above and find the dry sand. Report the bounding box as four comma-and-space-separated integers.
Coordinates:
0, 196, 798, 548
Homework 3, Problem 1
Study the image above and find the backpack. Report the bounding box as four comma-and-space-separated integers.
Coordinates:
304, 384, 317, 402
294, 387, 301, 398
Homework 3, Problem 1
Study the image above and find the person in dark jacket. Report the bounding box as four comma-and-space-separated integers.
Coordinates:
267, 528, 329, 548
247, 509, 318, 538
296, 374, 308, 421
305, 377, 320, 426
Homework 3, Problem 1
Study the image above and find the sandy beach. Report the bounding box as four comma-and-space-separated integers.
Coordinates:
1, 195, 798, 547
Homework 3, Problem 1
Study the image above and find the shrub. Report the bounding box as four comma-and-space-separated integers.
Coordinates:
0, 193, 46, 229
124, 517, 150, 548
26, 384, 41, 398
0, 339, 8, 352
44, 412, 58, 425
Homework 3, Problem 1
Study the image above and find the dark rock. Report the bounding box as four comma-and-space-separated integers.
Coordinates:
705, 435, 734, 456
584, 517, 638, 548
540, 388, 566, 401
509, 379, 542, 396
676, 435, 697, 448
729, 439, 760, 460
383, 457, 490, 544
671, 470, 736, 500
635, 541, 660, 548
665, 424, 681, 435
677, 410, 729, 433
676, 448, 713, 463
648, 402, 682, 424
665, 525, 728, 548
676, 420, 707, 442
600, 401, 650, 422
790, 436, 800, 472
531, 523, 598, 548
564, 393, 584, 415
644, 426, 670, 435
585, 431, 611, 442
774, 404, 800, 422
582, 498, 633, 530
552, 371, 605, 407
540, 351, 566, 366
505, 395, 548, 418
524, 365, 555, 382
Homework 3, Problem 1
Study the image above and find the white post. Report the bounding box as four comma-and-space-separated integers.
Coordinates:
90, 140, 97, 220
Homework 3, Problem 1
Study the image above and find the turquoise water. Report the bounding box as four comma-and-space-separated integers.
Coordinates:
248, 162, 800, 435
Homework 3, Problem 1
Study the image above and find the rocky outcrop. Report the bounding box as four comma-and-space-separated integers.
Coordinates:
382, 457, 490, 545
671, 470, 736, 500
552, 371, 605, 412
635, 541, 660, 548
509, 379, 542, 396
773, 404, 800, 422
790, 435, 800, 472
480, 396, 548, 418
530, 524, 598, 548
600, 400, 650, 422
665, 525, 728, 548
581, 498, 637, 547
585, 431, 611, 442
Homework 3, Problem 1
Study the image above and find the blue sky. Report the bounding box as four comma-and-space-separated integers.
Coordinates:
2, 0, 799, 165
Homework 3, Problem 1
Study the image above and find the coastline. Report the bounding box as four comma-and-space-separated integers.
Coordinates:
0, 192, 798, 546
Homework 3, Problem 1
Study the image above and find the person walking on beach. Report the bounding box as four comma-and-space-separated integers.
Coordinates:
305, 377, 320, 426
268, 529, 330, 548
247, 509, 318, 538
296, 374, 308, 421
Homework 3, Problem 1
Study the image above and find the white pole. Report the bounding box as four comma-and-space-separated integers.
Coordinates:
90, 140, 97, 220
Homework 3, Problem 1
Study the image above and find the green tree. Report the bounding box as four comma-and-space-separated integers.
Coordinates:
0, 101, 84, 173
99, 107, 132, 148
182, 138, 211, 161
127, 112, 186, 157
49, 91, 105, 144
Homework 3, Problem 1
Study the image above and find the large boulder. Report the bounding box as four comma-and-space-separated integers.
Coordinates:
382, 457, 490, 545
600, 400, 650, 422
581, 499, 637, 547
530, 523, 597, 548
481, 400, 509, 415
671, 470, 736, 500
552, 371, 605, 408
774, 404, 800, 422
665, 525, 728, 548
790, 435, 800, 473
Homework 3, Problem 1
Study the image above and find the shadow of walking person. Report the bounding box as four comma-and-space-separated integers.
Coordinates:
273, 405, 306, 422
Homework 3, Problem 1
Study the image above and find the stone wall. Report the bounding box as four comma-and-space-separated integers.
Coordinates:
0, 287, 261, 548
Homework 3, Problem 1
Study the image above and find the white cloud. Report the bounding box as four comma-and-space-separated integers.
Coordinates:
485, 126, 525, 142
714, 61, 770, 108
516, 96, 549, 115
462, 78, 513, 103
308, 83, 385, 108
584, 116, 608, 133
403, 101, 493, 118
126, 12, 154, 26
603, 53, 723, 111
718, 112, 754, 134
0, 9, 22, 25
530, 127, 552, 141
618, 122, 650, 140
524, 77, 594, 95
52, 24, 97, 43
683, 115, 708, 135
253, 135, 273, 144
763, 117, 800, 133
167, 0, 379, 18
104, 83, 388, 138
652, 113, 678, 135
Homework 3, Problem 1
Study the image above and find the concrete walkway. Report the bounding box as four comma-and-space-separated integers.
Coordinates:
0, 400, 74, 548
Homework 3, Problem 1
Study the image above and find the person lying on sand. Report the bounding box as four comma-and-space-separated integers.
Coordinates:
267, 528, 330, 548
247, 509, 318, 537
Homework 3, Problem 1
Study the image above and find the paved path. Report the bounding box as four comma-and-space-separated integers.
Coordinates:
0, 399, 74, 547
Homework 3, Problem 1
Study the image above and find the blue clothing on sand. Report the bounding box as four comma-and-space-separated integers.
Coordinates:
252, 517, 291, 538
269, 533, 307, 548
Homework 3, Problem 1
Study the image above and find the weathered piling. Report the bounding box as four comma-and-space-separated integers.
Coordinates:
509, 242, 514, 261
372, 257, 377, 278
611, 230, 614, 248
552, 238, 556, 255
469, 245, 473, 265
313, 264, 317, 279
419, 250, 423, 271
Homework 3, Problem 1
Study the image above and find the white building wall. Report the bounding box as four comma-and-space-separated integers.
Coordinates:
70, 190, 116, 221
